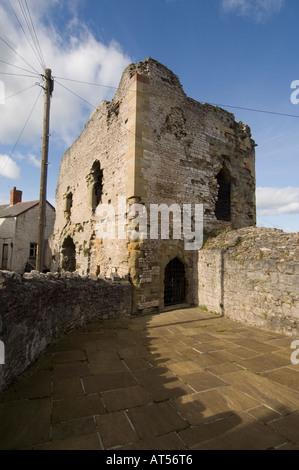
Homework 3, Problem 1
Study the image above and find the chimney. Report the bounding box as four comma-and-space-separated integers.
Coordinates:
10, 187, 22, 205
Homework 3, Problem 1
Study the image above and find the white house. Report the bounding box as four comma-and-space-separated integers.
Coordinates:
0, 187, 55, 274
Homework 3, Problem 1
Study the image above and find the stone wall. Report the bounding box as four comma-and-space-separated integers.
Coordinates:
197, 227, 299, 337
0, 271, 132, 393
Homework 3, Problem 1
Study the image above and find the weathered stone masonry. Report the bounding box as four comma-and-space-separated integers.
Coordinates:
50, 58, 256, 314
197, 227, 299, 337
0, 271, 132, 392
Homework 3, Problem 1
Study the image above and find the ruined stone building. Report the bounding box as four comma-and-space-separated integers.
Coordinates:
0, 187, 55, 274
51, 58, 256, 314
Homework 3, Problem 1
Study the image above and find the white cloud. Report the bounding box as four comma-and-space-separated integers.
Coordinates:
28, 153, 41, 168
0, 1, 132, 148
221, 0, 285, 22
257, 187, 299, 216
0, 155, 21, 179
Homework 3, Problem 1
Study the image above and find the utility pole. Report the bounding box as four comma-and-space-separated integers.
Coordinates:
36, 68, 53, 272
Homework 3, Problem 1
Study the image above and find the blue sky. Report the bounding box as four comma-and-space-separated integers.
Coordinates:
0, 0, 298, 232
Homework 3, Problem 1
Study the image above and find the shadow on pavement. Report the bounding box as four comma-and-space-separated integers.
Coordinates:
0, 307, 298, 450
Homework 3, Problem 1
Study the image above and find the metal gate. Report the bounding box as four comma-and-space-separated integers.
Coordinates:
164, 257, 186, 307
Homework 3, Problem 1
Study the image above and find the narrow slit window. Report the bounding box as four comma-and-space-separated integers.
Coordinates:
65, 192, 73, 218
91, 161, 103, 213
215, 167, 231, 222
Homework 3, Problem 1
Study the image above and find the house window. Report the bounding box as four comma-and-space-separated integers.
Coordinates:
215, 167, 231, 222
1, 244, 8, 269
30, 243, 38, 258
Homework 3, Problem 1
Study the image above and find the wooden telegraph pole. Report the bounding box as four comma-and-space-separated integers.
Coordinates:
37, 68, 53, 272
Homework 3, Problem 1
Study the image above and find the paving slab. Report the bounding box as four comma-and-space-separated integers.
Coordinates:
83, 371, 138, 394
123, 357, 152, 371
238, 354, 290, 373
53, 362, 92, 380
0, 398, 52, 450
52, 416, 97, 441
101, 385, 153, 412
180, 370, 228, 392
52, 395, 106, 424
4, 370, 52, 401
121, 432, 186, 450
96, 411, 139, 448
34, 433, 102, 450
228, 337, 280, 354
53, 377, 84, 400
171, 386, 259, 426
127, 402, 187, 440
52, 350, 87, 363
267, 412, 299, 445
262, 367, 299, 391
186, 412, 287, 450
247, 405, 283, 424
224, 369, 299, 414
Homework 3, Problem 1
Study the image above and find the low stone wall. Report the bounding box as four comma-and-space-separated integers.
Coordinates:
0, 271, 132, 393
198, 227, 299, 337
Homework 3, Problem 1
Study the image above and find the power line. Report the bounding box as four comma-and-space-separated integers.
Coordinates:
257, 215, 284, 231
23, 0, 46, 70
55, 79, 142, 142
0, 71, 39, 78
0, 36, 40, 75
203, 101, 299, 119
55, 80, 97, 109
16, 0, 46, 71
0, 87, 42, 178
0, 59, 40, 76
54, 74, 299, 120
6, 0, 44, 72
5, 83, 36, 101
54, 76, 119, 91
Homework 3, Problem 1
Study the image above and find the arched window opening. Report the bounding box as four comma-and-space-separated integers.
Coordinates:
61, 236, 76, 272
91, 161, 103, 213
164, 257, 186, 307
65, 192, 73, 217
215, 167, 231, 222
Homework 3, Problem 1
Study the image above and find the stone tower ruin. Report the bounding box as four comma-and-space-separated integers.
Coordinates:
50, 57, 256, 314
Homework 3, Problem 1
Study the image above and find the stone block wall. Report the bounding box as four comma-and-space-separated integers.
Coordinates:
0, 271, 132, 392
197, 227, 299, 337
124, 59, 256, 312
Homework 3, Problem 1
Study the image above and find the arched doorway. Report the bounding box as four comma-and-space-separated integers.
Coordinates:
164, 257, 186, 307
61, 236, 76, 272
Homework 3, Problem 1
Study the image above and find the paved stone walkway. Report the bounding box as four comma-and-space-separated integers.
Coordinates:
0, 307, 298, 450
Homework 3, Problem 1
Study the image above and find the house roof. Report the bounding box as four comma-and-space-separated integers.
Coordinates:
0, 200, 55, 218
